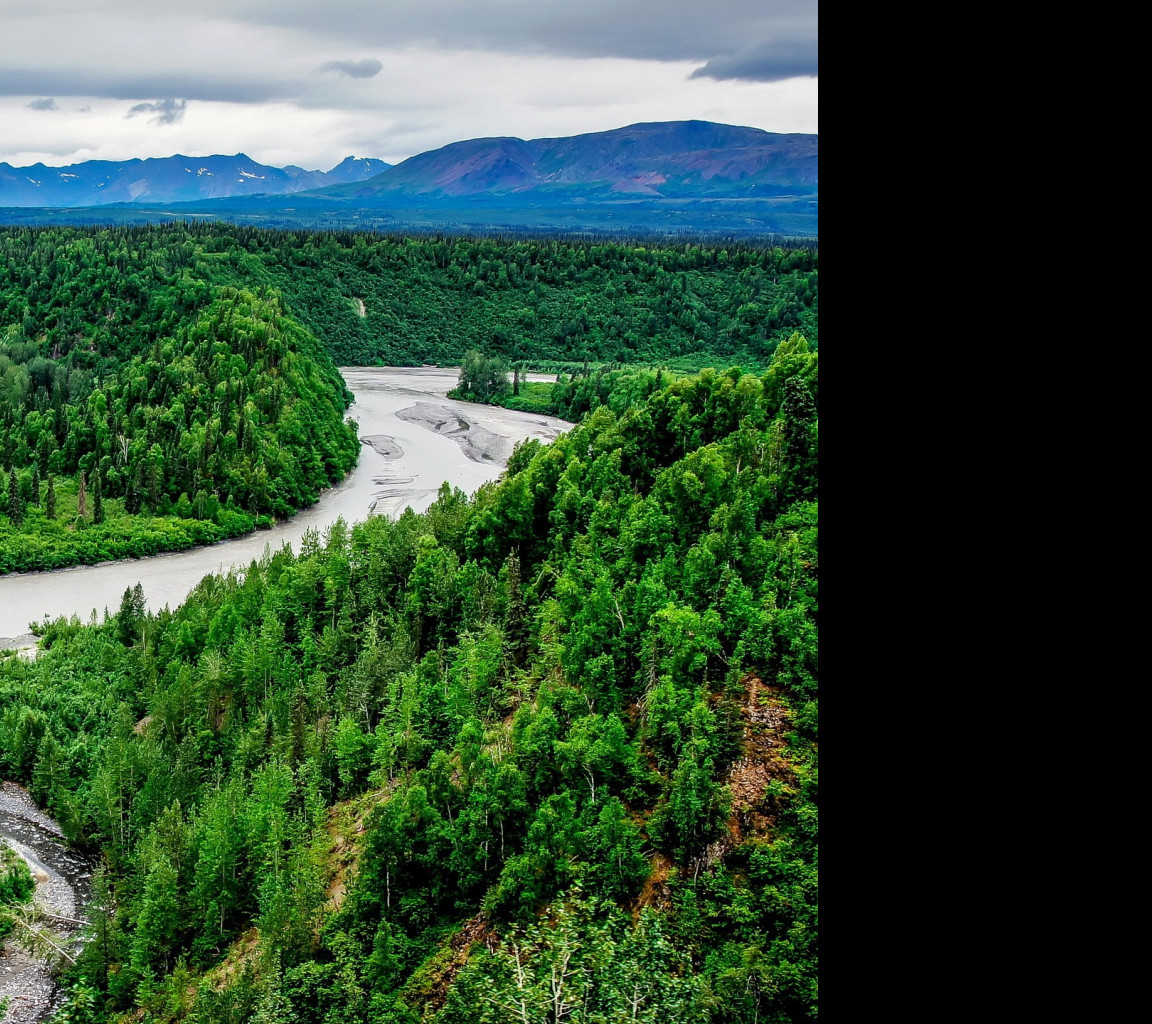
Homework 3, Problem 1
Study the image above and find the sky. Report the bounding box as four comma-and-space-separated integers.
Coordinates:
0, 0, 818, 171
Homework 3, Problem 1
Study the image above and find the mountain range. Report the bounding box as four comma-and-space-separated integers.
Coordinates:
321, 121, 816, 201
0, 121, 817, 236
0, 154, 389, 207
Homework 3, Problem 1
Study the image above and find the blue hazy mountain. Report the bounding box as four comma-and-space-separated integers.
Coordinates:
0, 154, 389, 207
0, 123, 817, 236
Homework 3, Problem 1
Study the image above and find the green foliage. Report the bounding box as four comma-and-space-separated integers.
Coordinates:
0, 328, 818, 1022
440, 891, 707, 1023
0, 228, 359, 573
454, 350, 509, 402
1, 843, 35, 940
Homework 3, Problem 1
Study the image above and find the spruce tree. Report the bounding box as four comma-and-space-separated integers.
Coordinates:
31, 463, 41, 506
93, 470, 104, 524
503, 550, 529, 668
45, 474, 56, 520
77, 470, 88, 520
7, 467, 22, 526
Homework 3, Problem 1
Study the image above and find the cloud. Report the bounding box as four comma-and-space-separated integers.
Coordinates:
319, 58, 383, 79
126, 98, 188, 125
27, 97, 57, 111
232, 0, 817, 69
690, 38, 818, 82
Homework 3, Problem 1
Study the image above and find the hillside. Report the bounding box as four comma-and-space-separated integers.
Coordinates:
0, 348, 819, 1024
0, 227, 360, 572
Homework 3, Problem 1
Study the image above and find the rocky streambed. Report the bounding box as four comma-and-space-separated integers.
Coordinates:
1, 784, 94, 1024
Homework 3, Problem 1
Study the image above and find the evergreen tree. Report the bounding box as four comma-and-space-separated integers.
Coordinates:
30, 463, 41, 507
77, 470, 87, 520
7, 467, 22, 526
146, 462, 160, 513
45, 474, 56, 520
503, 550, 529, 668
125, 467, 141, 515
93, 470, 104, 525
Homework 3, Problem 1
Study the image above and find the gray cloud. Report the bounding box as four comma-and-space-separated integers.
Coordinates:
27, 97, 58, 111
126, 98, 187, 125
0, 68, 285, 104
690, 38, 818, 82
319, 58, 383, 78
0, 1, 816, 169
233, 0, 817, 68
0, 2, 816, 109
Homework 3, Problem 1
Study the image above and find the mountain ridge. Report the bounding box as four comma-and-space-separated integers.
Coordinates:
324, 120, 817, 201
1, 121, 816, 208
0, 154, 389, 207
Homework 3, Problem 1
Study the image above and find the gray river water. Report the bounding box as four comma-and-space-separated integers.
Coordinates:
0, 367, 567, 640
1, 784, 95, 1023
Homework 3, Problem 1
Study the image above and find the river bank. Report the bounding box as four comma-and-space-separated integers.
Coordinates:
1, 784, 94, 1024
0, 367, 569, 641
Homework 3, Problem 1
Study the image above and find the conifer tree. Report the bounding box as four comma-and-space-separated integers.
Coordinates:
503, 550, 529, 668
77, 470, 88, 520
7, 467, 22, 526
93, 471, 104, 525
45, 474, 56, 520
30, 463, 40, 507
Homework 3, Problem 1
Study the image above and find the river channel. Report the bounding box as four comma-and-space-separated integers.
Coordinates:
1, 784, 94, 1023
0, 367, 568, 640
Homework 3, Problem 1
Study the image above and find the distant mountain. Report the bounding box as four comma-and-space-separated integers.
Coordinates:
0, 122, 817, 237
321, 121, 817, 201
0, 154, 389, 207
321, 156, 392, 185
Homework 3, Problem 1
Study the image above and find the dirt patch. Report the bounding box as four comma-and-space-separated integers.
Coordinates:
323, 787, 391, 915
723, 677, 796, 848
399, 915, 495, 1015
203, 927, 261, 993
352, 297, 366, 318
635, 852, 675, 916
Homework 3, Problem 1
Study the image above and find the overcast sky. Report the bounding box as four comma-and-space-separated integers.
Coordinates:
0, 0, 818, 171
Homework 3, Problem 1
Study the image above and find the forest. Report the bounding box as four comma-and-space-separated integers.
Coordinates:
1, 225, 816, 573
1, 227, 818, 1024
0, 228, 360, 572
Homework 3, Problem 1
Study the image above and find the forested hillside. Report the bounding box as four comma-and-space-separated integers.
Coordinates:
0, 228, 358, 572
0, 344, 818, 1023
234, 229, 818, 368
1, 225, 816, 573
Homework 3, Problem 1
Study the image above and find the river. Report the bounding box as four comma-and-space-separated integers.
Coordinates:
1, 785, 94, 1023
0, 367, 568, 640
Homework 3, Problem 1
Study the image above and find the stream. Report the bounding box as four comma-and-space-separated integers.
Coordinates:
1, 785, 94, 1023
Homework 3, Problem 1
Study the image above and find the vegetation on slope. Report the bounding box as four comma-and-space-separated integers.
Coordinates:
0, 227, 360, 574
0, 343, 818, 1023
2, 224, 817, 576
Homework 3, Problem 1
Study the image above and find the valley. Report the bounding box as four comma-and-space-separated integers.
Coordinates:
0, 367, 568, 640
1, 226, 818, 1024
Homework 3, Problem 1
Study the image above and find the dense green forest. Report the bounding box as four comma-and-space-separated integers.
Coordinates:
229, 229, 817, 367
0, 342, 818, 1023
1, 225, 816, 573
0, 228, 359, 572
